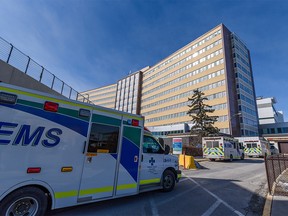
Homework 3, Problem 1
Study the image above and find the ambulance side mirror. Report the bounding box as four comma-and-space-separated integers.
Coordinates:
164, 145, 170, 155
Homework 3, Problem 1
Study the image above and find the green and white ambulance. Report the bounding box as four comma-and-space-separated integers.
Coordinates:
236, 137, 270, 157
202, 136, 245, 161
0, 83, 181, 216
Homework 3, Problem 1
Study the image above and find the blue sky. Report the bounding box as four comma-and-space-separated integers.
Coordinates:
0, 0, 287, 119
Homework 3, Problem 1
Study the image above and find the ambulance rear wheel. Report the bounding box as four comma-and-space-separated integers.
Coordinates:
0, 186, 47, 216
162, 170, 175, 192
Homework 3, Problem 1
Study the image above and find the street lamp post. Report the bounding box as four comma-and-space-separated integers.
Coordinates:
229, 112, 242, 136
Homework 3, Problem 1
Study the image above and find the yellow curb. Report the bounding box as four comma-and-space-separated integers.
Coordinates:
262, 193, 272, 216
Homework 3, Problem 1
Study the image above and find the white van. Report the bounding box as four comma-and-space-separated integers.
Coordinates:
236, 137, 270, 157
202, 136, 244, 161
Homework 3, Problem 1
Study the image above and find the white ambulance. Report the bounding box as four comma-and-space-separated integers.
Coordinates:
0, 83, 181, 216
236, 137, 270, 157
202, 136, 245, 161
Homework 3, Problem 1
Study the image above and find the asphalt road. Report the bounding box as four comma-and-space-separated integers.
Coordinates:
49, 158, 267, 216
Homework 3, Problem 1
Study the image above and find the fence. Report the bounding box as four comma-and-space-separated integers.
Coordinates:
265, 154, 288, 196
0, 36, 93, 104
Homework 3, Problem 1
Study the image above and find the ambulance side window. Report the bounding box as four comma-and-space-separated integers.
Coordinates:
88, 123, 119, 153
143, 136, 164, 154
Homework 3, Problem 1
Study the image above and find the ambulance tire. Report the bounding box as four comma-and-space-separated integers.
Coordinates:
162, 170, 175, 192
0, 186, 47, 216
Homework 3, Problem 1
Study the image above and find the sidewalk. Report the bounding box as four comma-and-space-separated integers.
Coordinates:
266, 172, 288, 216
271, 195, 288, 216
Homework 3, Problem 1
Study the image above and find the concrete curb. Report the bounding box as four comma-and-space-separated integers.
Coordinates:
262, 193, 272, 216
194, 158, 209, 162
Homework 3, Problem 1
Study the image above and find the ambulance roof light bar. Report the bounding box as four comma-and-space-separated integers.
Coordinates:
44, 101, 59, 112
0, 92, 17, 104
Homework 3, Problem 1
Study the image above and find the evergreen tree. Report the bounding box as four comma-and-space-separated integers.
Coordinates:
187, 89, 219, 139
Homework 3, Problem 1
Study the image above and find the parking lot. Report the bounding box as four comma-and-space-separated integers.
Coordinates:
49, 158, 267, 216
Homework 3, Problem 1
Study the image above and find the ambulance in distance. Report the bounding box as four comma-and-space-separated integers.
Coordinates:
0, 83, 181, 216
202, 136, 245, 161
236, 136, 270, 157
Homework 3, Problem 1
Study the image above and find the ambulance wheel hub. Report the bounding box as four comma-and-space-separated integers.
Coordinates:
7, 197, 38, 216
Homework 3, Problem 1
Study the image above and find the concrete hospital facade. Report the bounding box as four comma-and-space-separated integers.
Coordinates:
82, 24, 259, 137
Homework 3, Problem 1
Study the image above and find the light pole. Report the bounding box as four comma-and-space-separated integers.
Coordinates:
229, 112, 241, 136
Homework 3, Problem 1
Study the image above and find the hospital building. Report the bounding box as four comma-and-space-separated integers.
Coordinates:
81, 24, 259, 137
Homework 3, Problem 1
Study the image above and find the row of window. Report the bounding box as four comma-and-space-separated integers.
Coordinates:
146, 111, 228, 123
260, 127, 288, 134
240, 117, 258, 127
220, 128, 230, 134
142, 78, 226, 110
145, 30, 222, 77
142, 97, 227, 117
231, 34, 249, 58
144, 39, 222, 85
199, 80, 226, 94
212, 103, 228, 111
238, 93, 255, 106
142, 89, 227, 112
117, 81, 139, 93
117, 73, 140, 87
239, 105, 257, 117
237, 83, 254, 95
88, 90, 116, 99
152, 130, 185, 136
143, 68, 225, 103
117, 89, 139, 101
116, 98, 137, 110
90, 96, 115, 103
87, 85, 116, 95
95, 101, 115, 107
143, 58, 224, 97
116, 107, 137, 114
233, 52, 250, 69
235, 71, 252, 86
116, 74, 140, 101
144, 46, 222, 86
235, 61, 251, 78
241, 129, 258, 136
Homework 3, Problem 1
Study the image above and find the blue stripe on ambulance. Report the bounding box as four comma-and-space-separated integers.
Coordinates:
1, 103, 89, 137
120, 137, 140, 182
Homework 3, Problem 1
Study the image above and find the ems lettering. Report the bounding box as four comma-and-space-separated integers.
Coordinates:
42, 128, 62, 148
14, 125, 45, 146
0, 121, 62, 147
0, 122, 18, 145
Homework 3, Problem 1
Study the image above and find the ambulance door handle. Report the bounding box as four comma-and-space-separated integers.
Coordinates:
87, 157, 92, 163
83, 141, 87, 154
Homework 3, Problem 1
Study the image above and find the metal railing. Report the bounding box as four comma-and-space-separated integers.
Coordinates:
265, 154, 288, 196
0, 36, 93, 104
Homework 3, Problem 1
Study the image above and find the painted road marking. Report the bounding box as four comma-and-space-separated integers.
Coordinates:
158, 184, 199, 206
202, 200, 221, 216
149, 195, 159, 216
183, 174, 244, 216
